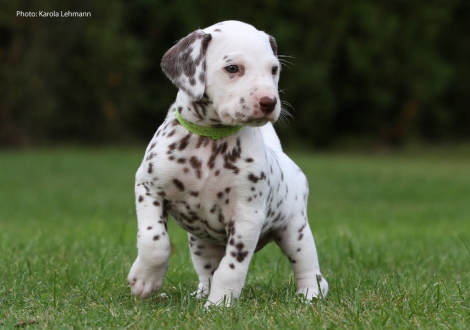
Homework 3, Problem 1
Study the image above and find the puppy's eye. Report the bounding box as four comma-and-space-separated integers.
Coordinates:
225, 65, 239, 73
271, 66, 278, 75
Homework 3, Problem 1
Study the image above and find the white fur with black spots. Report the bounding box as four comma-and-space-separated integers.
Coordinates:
128, 20, 328, 307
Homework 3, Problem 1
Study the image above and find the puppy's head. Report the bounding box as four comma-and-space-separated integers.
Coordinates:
161, 20, 281, 127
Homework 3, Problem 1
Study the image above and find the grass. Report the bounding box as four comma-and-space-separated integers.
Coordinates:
0, 146, 469, 329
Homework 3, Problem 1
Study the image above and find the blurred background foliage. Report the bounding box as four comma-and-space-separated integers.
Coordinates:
0, 0, 469, 148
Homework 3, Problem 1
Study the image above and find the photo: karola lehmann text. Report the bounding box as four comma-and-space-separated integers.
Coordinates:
16, 11, 91, 17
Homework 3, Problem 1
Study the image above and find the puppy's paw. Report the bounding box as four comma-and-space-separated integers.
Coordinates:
127, 258, 167, 299
204, 290, 237, 308
204, 298, 231, 309
297, 274, 329, 300
191, 284, 209, 299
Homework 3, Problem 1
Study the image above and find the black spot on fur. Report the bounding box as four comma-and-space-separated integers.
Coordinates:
191, 101, 207, 120
224, 162, 240, 174
178, 134, 192, 151
218, 211, 225, 223
196, 135, 211, 148
235, 242, 245, 251
232, 250, 249, 263
148, 142, 157, 151
167, 142, 177, 154
210, 204, 217, 214
173, 179, 185, 191
226, 220, 235, 236
146, 153, 156, 161
189, 156, 202, 178
247, 172, 266, 183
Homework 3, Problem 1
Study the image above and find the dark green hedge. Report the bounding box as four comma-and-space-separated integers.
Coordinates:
1, 0, 469, 147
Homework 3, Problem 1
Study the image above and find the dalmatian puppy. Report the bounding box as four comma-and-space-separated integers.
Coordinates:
128, 20, 328, 307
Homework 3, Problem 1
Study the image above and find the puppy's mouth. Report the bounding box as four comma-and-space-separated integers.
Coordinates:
239, 117, 272, 127
221, 114, 273, 127
221, 110, 278, 127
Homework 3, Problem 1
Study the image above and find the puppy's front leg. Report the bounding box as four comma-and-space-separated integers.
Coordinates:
128, 182, 171, 299
275, 218, 328, 300
205, 215, 263, 308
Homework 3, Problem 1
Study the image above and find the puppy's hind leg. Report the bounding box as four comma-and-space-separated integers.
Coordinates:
274, 216, 328, 300
188, 234, 225, 298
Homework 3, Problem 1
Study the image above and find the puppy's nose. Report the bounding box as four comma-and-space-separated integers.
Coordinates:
259, 97, 277, 115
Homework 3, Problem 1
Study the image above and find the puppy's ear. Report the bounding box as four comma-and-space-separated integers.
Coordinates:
268, 35, 277, 57
161, 30, 212, 100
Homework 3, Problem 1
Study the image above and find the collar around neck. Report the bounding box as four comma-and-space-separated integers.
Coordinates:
174, 108, 243, 140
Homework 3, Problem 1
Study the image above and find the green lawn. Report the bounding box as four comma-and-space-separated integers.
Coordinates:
1, 147, 469, 329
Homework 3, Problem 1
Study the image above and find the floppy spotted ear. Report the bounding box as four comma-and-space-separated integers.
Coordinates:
161, 30, 212, 100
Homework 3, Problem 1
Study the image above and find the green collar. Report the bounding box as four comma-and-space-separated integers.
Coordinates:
175, 109, 243, 140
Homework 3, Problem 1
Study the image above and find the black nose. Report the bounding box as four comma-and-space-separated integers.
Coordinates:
259, 97, 277, 115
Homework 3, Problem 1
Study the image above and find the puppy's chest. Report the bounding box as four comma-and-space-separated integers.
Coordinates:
149, 133, 243, 197
162, 152, 235, 243
145, 132, 259, 243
